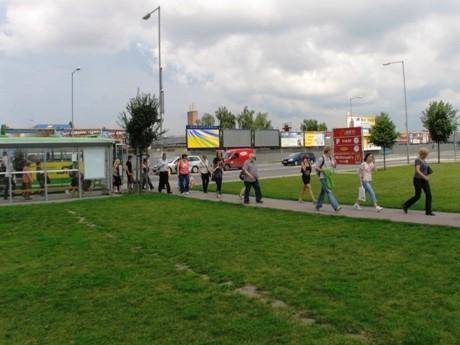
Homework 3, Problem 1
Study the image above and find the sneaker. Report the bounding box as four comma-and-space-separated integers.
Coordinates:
353, 203, 362, 210
298, 199, 304, 203
402, 205, 408, 214
376, 206, 383, 212
239, 195, 244, 200
256, 200, 264, 204
426, 212, 435, 216
335, 207, 342, 213
185, 192, 191, 195
315, 207, 321, 212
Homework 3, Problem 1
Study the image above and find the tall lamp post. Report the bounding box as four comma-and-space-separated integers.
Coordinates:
383, 60, 410, 164
71, 67, 81, 129
348, 96, 363, 126
143, 6, 164, 136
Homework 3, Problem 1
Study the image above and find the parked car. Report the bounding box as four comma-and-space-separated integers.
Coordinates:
153, 155, 202, 174
281, 152, 316, 166
223, 148, 254, 170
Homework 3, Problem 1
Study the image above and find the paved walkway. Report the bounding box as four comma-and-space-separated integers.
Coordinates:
187, 192, 460, 228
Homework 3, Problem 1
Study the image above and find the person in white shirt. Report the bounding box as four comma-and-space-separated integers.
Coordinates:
354, 153, 383, 212
199, 155, 211, 193
157, 153, 171, 193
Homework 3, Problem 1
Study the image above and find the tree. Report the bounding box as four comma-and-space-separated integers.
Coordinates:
421, 100, 457, 163
200, 113, 216, 126
215, 106, 236, 129
300, 119, 327, 131
368, 112, 399, 169
119, 92, 162, 191
0, 124, 8, 136
237, 106, 255, 129
254, 112, 273, 129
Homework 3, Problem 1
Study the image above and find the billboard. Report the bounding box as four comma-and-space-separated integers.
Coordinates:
254, 129, 280, 148
304, 131, 325, 147
333, 127, 363, 165
186, 126, 220, 149
281, 132, 303, 147
347, 115, 380, 150
222, 129, 252, 148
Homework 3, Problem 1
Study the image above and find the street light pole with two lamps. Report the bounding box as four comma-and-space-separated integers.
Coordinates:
383, 60, 410, 164
143, 6, 164, 136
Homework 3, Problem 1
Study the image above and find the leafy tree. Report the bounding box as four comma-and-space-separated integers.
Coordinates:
254, 112, 273, 129
119, 92, 163, 191
0, 124, 8, 136
215, 106, 236, 129
421, 100, 457, 163
317, 122, 328, 131
300, 119, 327, 131
200, 113, 216, 126
237, 106, 255, 129
369, 112, 399, 169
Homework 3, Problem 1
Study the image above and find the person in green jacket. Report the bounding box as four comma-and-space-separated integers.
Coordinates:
315, 146, 341, 212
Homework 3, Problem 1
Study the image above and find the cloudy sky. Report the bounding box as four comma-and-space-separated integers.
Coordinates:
0, 0, 459, 135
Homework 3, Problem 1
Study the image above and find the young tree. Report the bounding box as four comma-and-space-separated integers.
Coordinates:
0, 124, 7, 136
421, 100, 457, 163
215, 106, 236, 129
237, 106, 255, 129
200, 113, 216, 126
300, 119, 327, 131
254, 112, 273, 129
368, 112, 399, 169
119, 92, 162, 191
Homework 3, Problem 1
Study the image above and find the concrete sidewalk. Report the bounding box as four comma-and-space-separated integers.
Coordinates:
187, 192, 460, 228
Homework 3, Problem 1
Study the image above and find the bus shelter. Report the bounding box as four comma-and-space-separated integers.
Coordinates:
0, 137, 114, 204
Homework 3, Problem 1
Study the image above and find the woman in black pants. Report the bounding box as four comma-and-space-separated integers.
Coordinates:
403, 148, 434, 216
212, 151, 224, 199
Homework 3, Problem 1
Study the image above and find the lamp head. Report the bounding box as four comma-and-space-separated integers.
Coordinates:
383, 62, 391, 66
143, 13, 151, 20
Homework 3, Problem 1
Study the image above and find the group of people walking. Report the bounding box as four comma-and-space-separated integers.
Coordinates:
113, 146, 435, 216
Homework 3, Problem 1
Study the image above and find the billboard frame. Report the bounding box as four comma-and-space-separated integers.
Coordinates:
185, 125, 221, 150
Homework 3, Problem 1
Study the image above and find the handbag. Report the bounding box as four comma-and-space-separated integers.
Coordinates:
427, 166, 433, 175
239, 171, 245, 181
358, 185, 366, 202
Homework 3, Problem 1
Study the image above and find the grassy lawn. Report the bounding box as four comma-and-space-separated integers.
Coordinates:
1, 194, 459, 344
199, 163, 460, 213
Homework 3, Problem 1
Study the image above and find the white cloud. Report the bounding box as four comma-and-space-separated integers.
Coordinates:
0, 0, 459, 133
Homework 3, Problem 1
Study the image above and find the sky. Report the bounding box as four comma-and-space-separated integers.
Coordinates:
0, 0, 459, 136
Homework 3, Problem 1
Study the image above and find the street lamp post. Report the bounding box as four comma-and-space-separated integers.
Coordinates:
383, 60, 410, 164
71, 67, 81, 129
348, 96, 363, 126
143, 6, 164, 136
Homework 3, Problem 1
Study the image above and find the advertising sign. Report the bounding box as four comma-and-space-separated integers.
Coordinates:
304, 131, 325, 147
333, 127, 363, 165
254, 129, 280, 148
186, 126, 220, 149
347, 115, 380, 150
222, 129, 252, 148
281, 132, 303, 147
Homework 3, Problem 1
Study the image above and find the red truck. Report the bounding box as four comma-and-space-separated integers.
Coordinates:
223, 148, 254, 170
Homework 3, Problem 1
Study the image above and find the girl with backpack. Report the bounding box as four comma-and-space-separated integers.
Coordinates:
353, 153, 383, 212
298, 155, 316, 203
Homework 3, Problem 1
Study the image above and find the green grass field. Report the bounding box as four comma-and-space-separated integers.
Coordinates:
200, 163, 460, 213
1, 194, 459, 344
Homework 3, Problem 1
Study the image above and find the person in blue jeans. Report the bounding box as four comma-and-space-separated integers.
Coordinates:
315, 146, 341, 212
354, 153, 383, 212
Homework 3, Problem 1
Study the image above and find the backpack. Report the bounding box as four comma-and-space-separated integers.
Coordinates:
316, 155, 326, 176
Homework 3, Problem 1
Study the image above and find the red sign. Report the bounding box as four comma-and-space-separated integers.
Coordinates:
333, 127, 363, 164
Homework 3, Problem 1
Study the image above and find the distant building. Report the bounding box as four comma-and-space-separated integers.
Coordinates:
187, 104, 199, 126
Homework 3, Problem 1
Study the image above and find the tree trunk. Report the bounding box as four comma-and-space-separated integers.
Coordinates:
138, 151, 143, 193
437, 141, 441, 164
383, 146, 386, 170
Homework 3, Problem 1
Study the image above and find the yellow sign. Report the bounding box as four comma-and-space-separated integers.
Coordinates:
304, 132, 325, 147
187, 128, 220, 149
